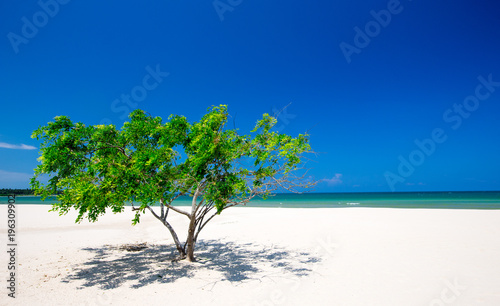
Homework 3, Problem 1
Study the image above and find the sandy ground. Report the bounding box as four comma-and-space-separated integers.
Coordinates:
1, 205, 500, 305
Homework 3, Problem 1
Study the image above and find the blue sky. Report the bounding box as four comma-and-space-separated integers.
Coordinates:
1, 0, 499, 192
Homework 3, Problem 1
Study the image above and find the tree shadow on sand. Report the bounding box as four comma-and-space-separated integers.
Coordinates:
62, 240, 321, 289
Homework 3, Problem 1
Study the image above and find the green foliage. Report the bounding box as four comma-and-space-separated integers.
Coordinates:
31, 105, 314, 223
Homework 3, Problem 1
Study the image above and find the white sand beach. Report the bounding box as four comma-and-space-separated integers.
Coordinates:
2, 205, 500, 305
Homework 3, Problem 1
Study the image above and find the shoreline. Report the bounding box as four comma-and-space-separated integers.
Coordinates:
4, 191, 500, 210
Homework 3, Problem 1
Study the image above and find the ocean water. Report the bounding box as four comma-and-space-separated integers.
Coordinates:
2, 191, 500, 209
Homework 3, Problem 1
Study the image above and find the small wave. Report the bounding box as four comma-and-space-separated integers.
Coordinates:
346, 202, 360, 205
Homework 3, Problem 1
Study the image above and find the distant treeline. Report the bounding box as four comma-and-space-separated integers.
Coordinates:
0, 188, 34, 196
0, 188, 64, 196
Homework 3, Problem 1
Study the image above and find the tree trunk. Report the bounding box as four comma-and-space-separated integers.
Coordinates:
185, 215, 196, 262
185, 186, 201, 262
176, 242, 187, 259
146, 205, 187, 259
161, 219, 186, 259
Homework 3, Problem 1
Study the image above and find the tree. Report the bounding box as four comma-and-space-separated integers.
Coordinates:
31, 105, 314, 261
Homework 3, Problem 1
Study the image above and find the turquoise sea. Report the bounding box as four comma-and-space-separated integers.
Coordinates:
2, 191, 500, 209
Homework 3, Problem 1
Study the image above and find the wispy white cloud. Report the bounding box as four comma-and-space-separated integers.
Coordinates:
0, 142, 37, 150
323, 173, 343, 186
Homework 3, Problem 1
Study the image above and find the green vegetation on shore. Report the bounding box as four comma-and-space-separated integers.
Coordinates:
0, 188, 34, 196
0, 188, 63, 196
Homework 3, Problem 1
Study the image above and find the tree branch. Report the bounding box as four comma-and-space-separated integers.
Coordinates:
161, 198, 191, 218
